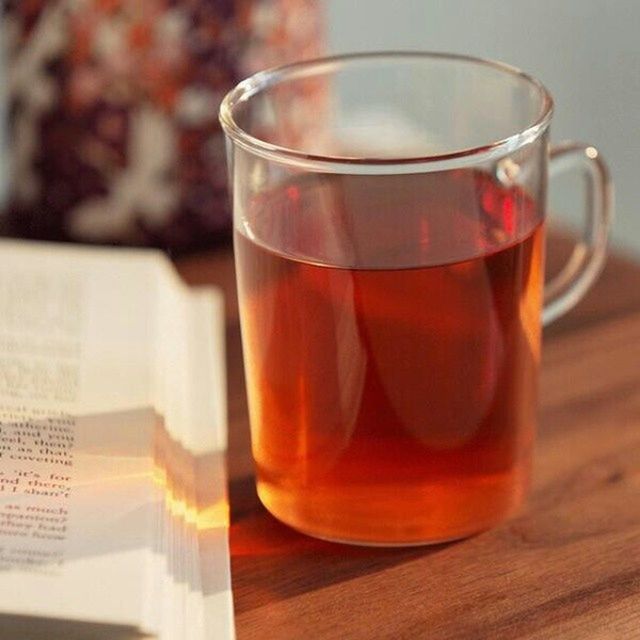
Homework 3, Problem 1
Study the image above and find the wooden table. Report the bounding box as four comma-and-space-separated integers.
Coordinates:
178, 236, 640, 639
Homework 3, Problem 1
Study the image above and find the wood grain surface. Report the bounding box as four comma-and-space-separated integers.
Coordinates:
177, 234, 640, 639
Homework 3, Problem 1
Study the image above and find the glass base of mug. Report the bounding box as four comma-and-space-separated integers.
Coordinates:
256, 473, 528, 547
278, 524, 478, 548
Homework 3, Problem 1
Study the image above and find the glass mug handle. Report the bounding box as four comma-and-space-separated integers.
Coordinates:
543, 142, 614, 326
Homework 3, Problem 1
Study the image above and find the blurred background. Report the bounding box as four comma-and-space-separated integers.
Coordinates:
1, 0, 323, 253
1, 1, 638, 256
328, 0, 639, 257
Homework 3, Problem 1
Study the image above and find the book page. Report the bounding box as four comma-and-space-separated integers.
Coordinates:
152, 275, 232, 639
0, 241, 165, 630
188, 291, 234, 640
0, 240, 232, 637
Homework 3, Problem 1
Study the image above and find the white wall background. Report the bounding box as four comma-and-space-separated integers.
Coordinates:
327, 0, 640, 256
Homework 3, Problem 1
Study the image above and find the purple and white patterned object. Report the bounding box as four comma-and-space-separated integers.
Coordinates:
2, 0, 323, 252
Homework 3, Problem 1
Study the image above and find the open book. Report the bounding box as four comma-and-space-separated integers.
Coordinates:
0, 241, 234, 639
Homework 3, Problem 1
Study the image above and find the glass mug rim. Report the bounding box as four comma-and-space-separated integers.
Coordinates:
219, 50, 555, 174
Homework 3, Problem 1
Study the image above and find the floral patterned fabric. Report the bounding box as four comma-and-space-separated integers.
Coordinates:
2, 0, 323, 252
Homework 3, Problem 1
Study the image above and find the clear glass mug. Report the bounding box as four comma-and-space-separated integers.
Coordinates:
220, 52, 612, 546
